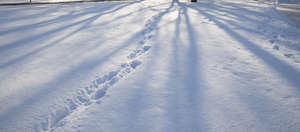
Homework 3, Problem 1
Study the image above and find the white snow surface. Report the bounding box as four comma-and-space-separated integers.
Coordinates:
0, 0, 90, 4
1, 0, 300, 131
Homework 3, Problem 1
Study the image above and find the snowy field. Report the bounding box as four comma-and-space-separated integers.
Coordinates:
0, 0, 100, 4
278, 0, 300, 4
1, 0, 300, 131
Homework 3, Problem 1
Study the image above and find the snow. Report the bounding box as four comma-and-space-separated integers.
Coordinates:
0, 0, 300, 131
0, 0, 92, 4
278, 0, 300, 4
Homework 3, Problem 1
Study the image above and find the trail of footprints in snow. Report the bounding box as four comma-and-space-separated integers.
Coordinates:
258, 16, 297, 61
35, 12, 161, 132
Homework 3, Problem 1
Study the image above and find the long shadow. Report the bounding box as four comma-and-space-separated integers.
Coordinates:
214, 1, 300, 51
0, 3, 118, 35
199, 1, 281, 32
0, 6, 147, 127
220, 1, 267, 17
0, 0, 142, 53
0, 6, 59, 25
0, 27, 144, 125
0, 11, 97, 52
161, 1, 300, 131
185, 2, 300, 89
202, 11, 263, 35
206, 1, 300, 52
100, 2, 170, 26
181, 3, 205, 132
0, 21, 92, 69
168, 0, 206, 131
108, 0, 180, 131
0, 1, 142, 69
0, 0, 145, 34
165, 5, 181, 130
179, 1, 300, 130
164, 2, 194, 130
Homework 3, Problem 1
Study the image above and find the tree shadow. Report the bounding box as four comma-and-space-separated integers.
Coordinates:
0, 6, 59, 26
145, 0, 207, 131
0, 0, 142, 52
184, 1, 300, 89
136, 0, 300, 131
179, 0, 300, 130
0, 3, 119, 35
1, 0, 300, 131
176, 0, 207, 131
0, 0, 143, 69
0, 24, 145, 125
97, 0, 195, 131
0, 0, 147, 126
199, 0, 300, 51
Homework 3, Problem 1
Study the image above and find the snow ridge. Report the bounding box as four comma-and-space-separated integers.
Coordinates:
33, 4, 172, 131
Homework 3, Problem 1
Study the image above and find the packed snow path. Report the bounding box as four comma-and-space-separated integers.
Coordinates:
1, 0, 300, 131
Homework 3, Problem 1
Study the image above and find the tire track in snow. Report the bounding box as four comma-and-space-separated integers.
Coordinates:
34, 3, 175, 132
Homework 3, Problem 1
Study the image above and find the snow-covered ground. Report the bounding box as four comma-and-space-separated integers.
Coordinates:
278, 0, 300, 4
1, 0, 300, 131
277, 3, 300, 29
0, 0, 96, 4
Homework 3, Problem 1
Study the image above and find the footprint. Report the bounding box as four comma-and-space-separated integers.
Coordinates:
93, 87, 107, 100
127, 46, 151, 59
143, 45, 151, 51
269, 39, 275, 44
273, 45, 279, 50
130, 60, 142, 69
35, 9, 164, 131
145, 35, 152, 39
284, 53, 293, 58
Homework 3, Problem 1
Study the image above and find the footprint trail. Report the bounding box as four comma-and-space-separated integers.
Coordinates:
34, 3, 175, 132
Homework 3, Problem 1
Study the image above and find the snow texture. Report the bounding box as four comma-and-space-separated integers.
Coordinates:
0, 0, 300, 132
